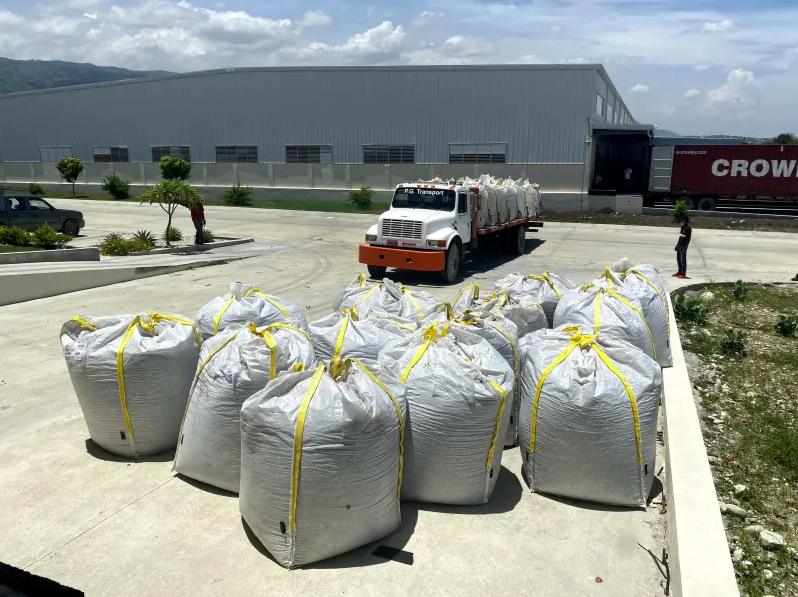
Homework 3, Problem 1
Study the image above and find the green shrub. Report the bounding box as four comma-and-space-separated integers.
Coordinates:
776, 314, 798, 338
127, 238, 154, 253
100, 173, 131, 199
202, 229, 217, 242
720, 329, 747, 355
731, 279, 748, 301
348, 186, 374, 210
164, 226, 183, 244
132, 229, 157, 247
223, 182, 253, 207
159, 156, 191, 181
99, 233, 152, 256
0, 225, 33, 246
674, 294, 709, 326
28, 182, 45, 196
32, 224, 71, 249
671, 200, 691, 224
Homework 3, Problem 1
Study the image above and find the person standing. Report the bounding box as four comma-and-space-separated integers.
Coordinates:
190, 202, 205, 245
673, 216, 692, 279
623, 166, 633, 193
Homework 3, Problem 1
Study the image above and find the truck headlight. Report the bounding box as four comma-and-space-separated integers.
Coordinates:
365, 234, 377, 242
426, 240, 447, 247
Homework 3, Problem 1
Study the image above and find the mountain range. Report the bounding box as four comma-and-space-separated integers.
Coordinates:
0, 57, 173, 95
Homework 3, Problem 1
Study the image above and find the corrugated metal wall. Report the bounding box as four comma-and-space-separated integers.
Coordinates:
0, 65, 598, 165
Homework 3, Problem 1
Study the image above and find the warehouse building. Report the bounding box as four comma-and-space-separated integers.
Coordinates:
0, 64, 644, 209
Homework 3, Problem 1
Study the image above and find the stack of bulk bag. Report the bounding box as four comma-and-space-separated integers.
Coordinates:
173, 323, 315, 492
60, 313, 201, 458
554, 285, 657, 361
518, 326, 662, 507
310, 307, 413, 370
195, 282, 308, 341
494, 272, 577, 325
239, 360, 405, 568
594, 267, 672, 368
379, 324, 514, 505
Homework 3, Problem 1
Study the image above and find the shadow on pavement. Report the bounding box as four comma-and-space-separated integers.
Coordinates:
175, 473, 238, 498
84, 438, 176, 463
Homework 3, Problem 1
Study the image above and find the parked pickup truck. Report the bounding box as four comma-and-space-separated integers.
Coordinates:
0, 191, 85, 236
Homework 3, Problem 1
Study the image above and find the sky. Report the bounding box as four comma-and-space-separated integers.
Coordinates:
0, 0, 796, 137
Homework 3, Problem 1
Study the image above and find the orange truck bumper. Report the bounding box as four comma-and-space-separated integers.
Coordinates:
359, 244, 445, 272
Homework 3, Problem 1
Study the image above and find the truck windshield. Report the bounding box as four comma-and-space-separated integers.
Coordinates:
392, 188, 456, 211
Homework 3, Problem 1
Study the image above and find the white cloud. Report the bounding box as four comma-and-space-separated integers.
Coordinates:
295, 21, 405, 65
694, 63, 713, 72
702, 20, 734, 32
414, 11, 443, 26
558, 57, 589, 64
515, 54, 546, 64
707, 69, 761, 111
297, 10, 332, 28
683, 89, 701, 100
629, 83, 649, 93
404, 35, 493, 65
83, 12, 98, 19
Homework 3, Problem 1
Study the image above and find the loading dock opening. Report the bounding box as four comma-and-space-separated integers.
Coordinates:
589, 124, 654, 196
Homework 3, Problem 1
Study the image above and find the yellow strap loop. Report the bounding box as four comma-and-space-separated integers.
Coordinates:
147, 312, 201, 346
290, 366, 325, 533
357, 273, 368, 287
529, 342, 579, 453
454, 283, 480, 307
213, 296, 236, 334
293, 362, 304, 372
486, 380, 508, 468
357, 283, 382, 304
437, 302, 455, 320
262, 331, 278, 380
352, 360, 405, 497
627, 270, 670, 326
264, 322, 312, 344
400, 287, 424, 319
605, 289, 657, 360
333, 311, 353, 357
246, 289, 290, 318
527, 273, 563, 299
116, 317, 142, 447
401, 339, 432, 383
71, 316, 97, 331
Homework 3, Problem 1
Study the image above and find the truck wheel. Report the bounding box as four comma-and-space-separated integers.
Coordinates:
367, 265, 387, 279
507, 225, 526, 255
440, 240, 461, 284
697, 197, 717, 211
62, 219, 80, 236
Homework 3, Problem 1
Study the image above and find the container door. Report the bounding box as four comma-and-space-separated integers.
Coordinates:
649, 145, 674, 192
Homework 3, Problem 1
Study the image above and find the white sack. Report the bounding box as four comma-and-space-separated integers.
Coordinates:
310, 308, 412, 370
485, 292, 549, 338
494, 272, 577, 325
240, 361, 405, 568
378, 324, 514, 505
60, 313, 200, 458
553, 285, 657, 361
173, 323, 315, 493
196, 282, 308, 341
334, 277, 403, 314
518, 326, 662, 507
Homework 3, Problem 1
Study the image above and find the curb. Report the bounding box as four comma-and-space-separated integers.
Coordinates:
0, 246, 100, 265
127, 237, 254, 256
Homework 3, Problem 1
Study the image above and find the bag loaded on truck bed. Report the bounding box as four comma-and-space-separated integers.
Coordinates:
359, 175, 544, 284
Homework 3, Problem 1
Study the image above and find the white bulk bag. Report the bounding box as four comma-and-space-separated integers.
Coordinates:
396, 286, 445, 321
195, 282, 308, 341
494, 272, 577, 325
518, 326, 662, 507
554, 285, 657, 361
60, 313, 201, 458
484, 292, 549, 338
310, 307, 413, 370
239, 361, 405, 568
334, 277, 403, 314
594, 267, 672, 367
452, 283, 482, 316
173, 323, 315, 493
378, 324, 514, 505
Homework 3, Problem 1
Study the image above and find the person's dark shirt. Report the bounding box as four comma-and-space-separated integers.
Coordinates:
676, 222, 692, 250
190, 204, 205, 221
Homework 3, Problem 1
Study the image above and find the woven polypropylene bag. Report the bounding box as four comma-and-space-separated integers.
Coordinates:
60, 313, 200, 458
239, 361, 405, 568
518, 326, 662, 507
494, 272, 577, 326
195, 282, 307, 341
173, 323, 315, 492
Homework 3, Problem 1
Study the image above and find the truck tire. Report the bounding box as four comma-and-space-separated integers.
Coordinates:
507, 225, 526, 255
62, 219, 80, 236
439, 240, 461, 284
697, 197, 717, 211
367, 265, 387, 279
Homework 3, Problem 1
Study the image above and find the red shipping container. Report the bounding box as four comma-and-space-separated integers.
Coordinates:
671, 145, 798, 196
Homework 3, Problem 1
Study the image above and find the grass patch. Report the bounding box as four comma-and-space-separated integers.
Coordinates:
678, 283, 798, 594
0, 244, 40, 253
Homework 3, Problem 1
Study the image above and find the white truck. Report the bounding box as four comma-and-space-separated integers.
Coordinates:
359, 179, 543, 283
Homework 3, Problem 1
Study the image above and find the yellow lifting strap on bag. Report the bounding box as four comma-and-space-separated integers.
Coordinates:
71, 315, 97, 331
245, 288, 290, 318
528, 273, 563, 299
490, 323, 519, 388
626, 269, 670, 326
485, 380, 508, 468
116, 317, 142, 445
290, 366, 325, 534
334, 309, 358, 357
147, 312, 201, 346
400, 325, 449, 383
454, 283, 480, 307
400, 287, 423, 319
264, 322, 312, 344
357, 283, 382, 304
604, 289, 657, 360
213, 296, 236, 334
357, 273, 369, 287
352, 360, 405, 497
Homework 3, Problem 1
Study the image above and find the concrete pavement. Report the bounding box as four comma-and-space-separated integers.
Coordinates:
1, 200, 794, 596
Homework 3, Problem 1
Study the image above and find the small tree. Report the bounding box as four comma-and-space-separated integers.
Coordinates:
159, 156, 192, 181
773, 133, 798, 145
139, 180, 203, 247
55, 157, 85, 197
671, 200, 691, 224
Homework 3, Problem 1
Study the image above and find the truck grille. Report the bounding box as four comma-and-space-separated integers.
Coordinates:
381, 219, 422, 240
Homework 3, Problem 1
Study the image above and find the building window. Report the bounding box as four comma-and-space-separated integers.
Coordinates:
449, 143, 506, 164
215, 146, 258, 163
93, 146, 129, 163
596, 92, 605, 116
286, 145, 333, 164
40, 146, 73, 162
152, 146, 191, 162
363, 145, 415, 164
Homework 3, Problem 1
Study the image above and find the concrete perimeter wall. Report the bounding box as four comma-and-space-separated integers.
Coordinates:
662, 295, 740, 597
